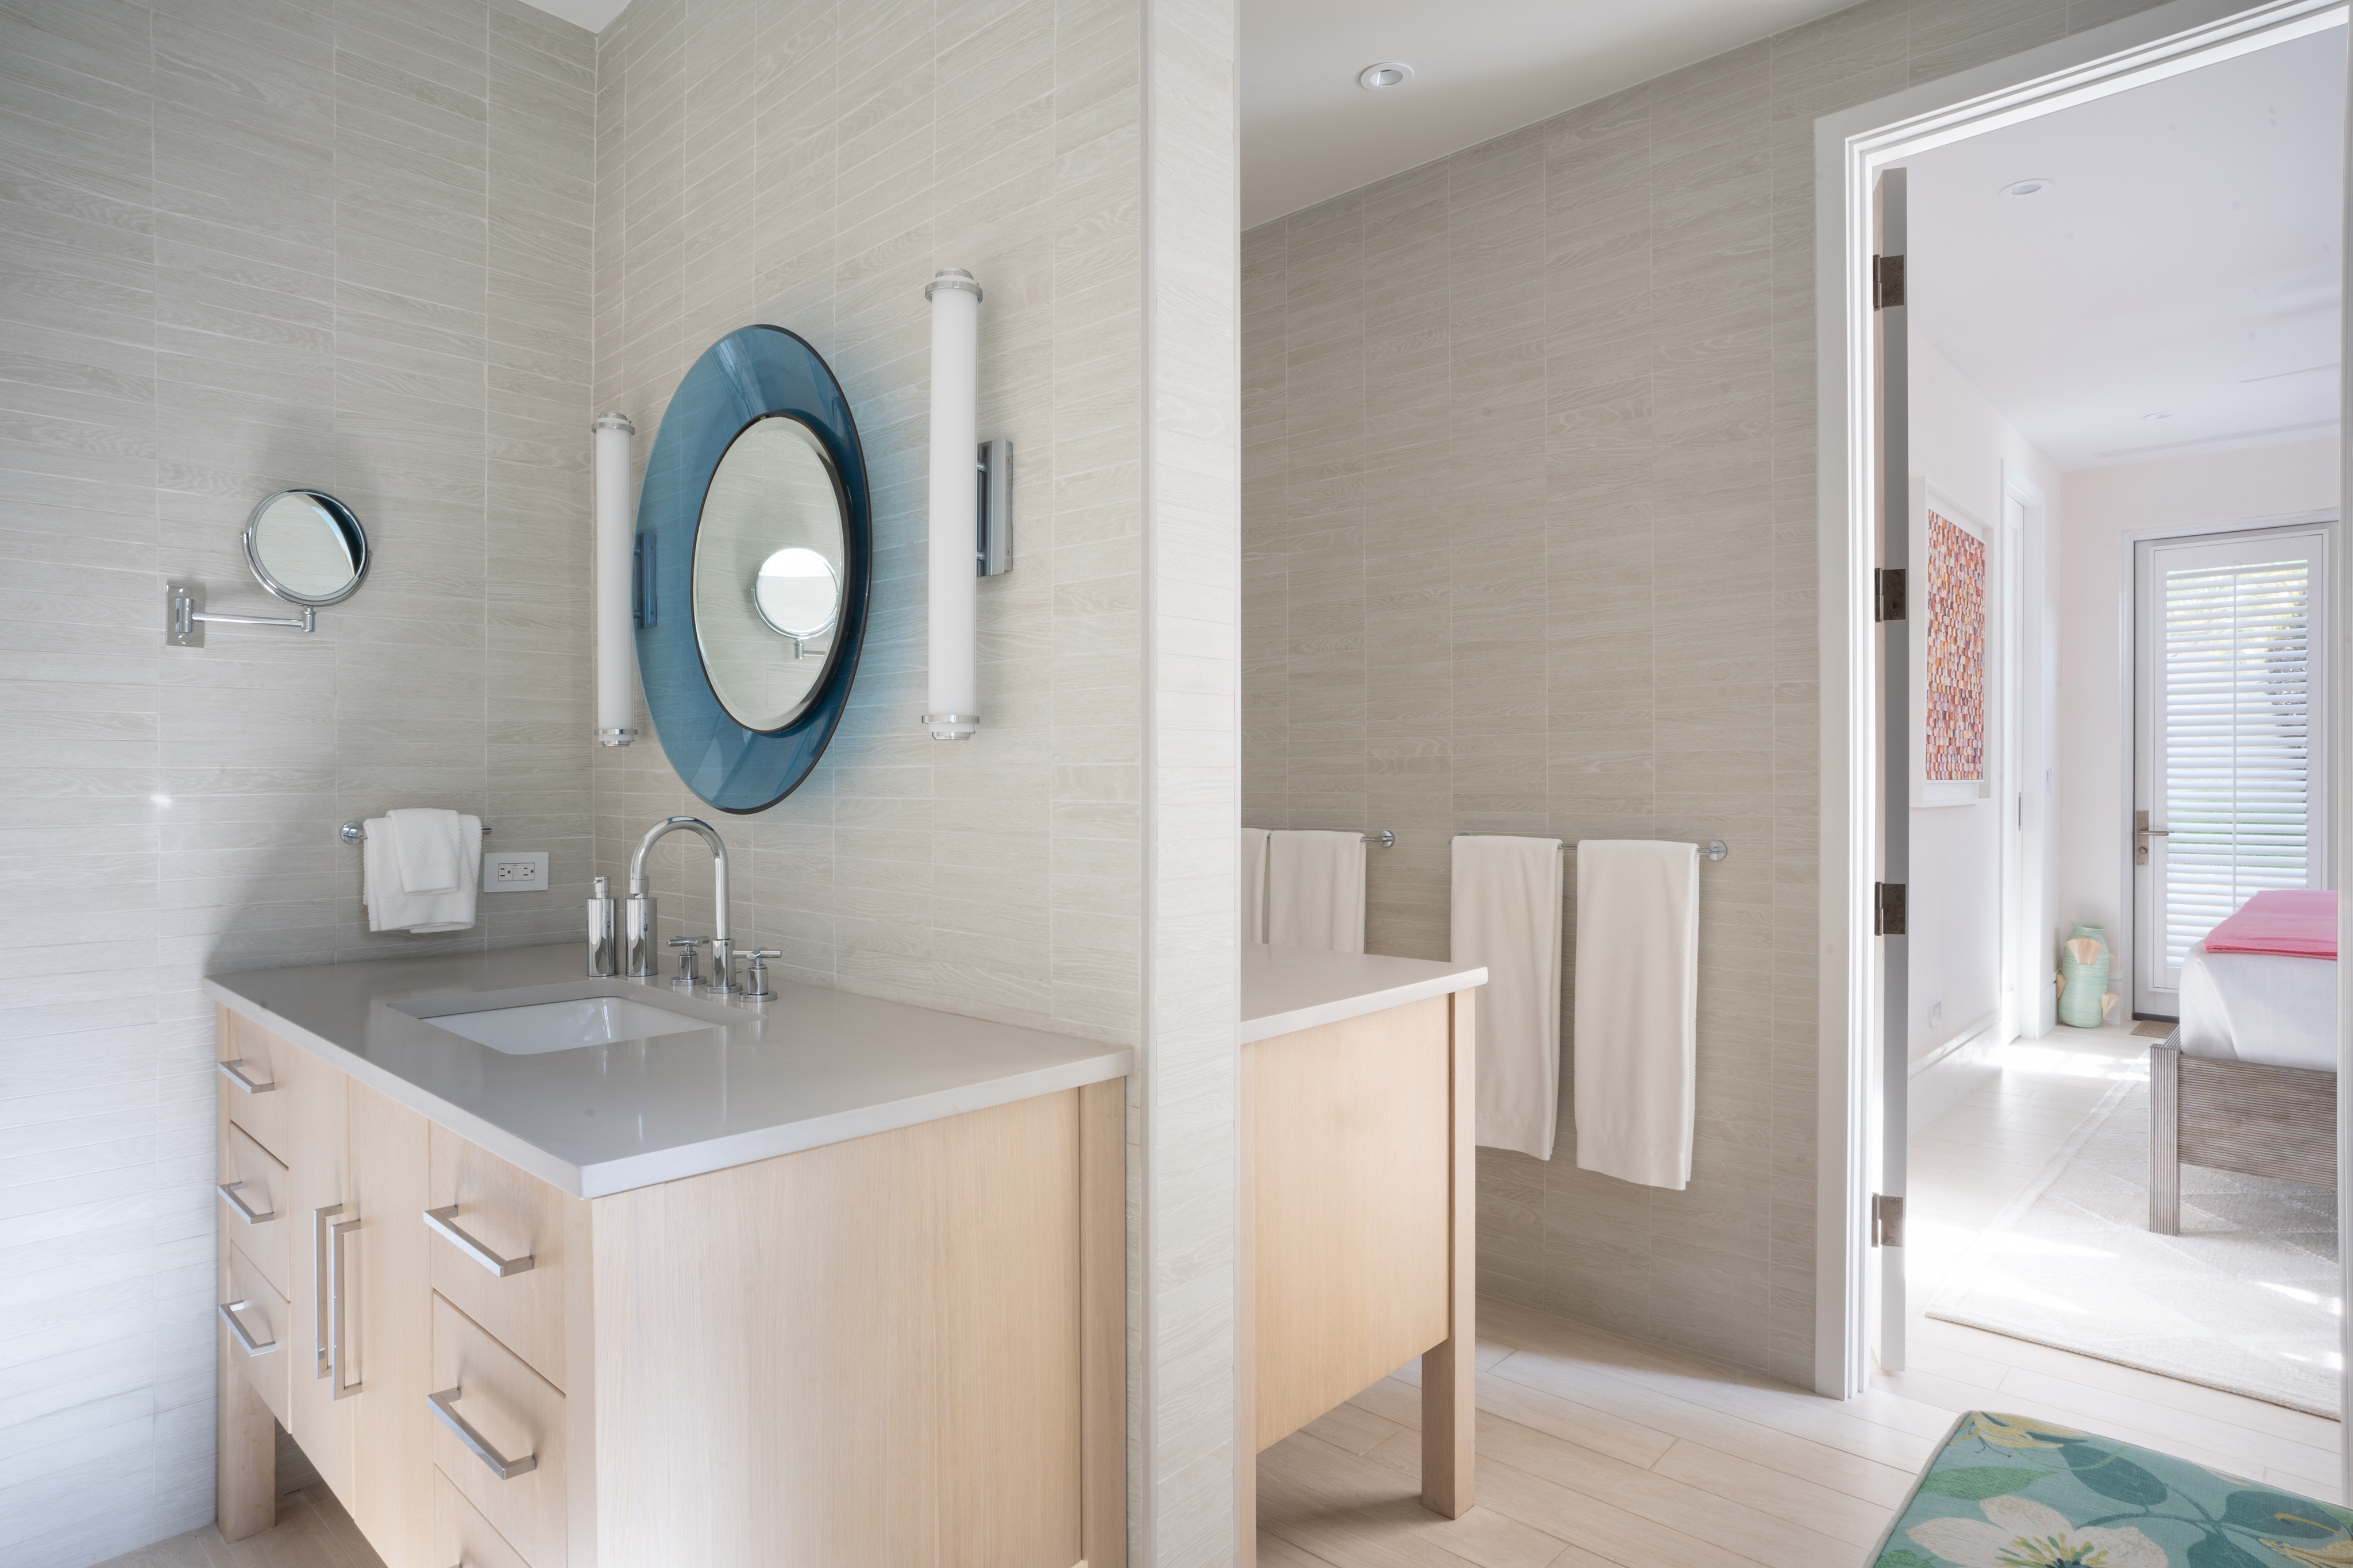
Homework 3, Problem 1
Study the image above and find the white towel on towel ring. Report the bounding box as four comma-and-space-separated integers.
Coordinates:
1451, 835, 1567, 1160
1571, 840, 1699, 1189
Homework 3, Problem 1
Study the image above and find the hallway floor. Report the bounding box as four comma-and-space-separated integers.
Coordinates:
1886, 1022, 2341, 1500
1256, 1025, 2341, 1568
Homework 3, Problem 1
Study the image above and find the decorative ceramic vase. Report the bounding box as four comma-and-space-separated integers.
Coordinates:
2058, 923, 2109, 1028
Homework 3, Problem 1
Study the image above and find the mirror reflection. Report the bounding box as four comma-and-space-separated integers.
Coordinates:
692, 415, 849, 731
245, 489, 368, 605
753, 547, 840, 655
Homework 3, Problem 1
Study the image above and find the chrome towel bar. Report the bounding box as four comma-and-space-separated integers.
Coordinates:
340, 820, 489, 843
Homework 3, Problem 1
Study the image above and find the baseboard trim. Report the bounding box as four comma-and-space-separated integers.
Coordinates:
1910, 1014, 2004, 1137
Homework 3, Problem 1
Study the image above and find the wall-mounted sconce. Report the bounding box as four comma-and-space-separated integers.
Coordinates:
923, 269, 1013, 741
593, 411, 637, 746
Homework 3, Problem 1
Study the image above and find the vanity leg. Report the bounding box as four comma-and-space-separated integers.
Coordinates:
1421, 988, 1476, 1519
217, 1322, 275, 1540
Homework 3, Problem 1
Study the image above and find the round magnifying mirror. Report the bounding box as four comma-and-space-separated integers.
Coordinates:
692, 415, 850, 731
243, 489, 368, 606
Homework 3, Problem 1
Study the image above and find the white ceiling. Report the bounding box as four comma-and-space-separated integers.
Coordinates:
518, 0, 626, 34
1241, 0, 1856, 227
1907, 25, 2344, 472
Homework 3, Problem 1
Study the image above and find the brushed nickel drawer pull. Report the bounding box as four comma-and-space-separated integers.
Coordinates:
218, 1299, 275, 1356
429, 1387, 538, 1479
217, 1180, 274, 1225
423, 1205, 535, 1277
330, 1212, 362, 1400
216, 1059, 276, 1094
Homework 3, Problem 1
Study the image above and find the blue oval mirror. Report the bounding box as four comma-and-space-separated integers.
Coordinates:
634, 326, 871, 812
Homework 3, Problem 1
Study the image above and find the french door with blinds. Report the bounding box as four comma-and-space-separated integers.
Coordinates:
2131, 520, 2333, 1019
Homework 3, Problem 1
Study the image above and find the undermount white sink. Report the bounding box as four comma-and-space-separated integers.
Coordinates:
426, 995, 717, 1055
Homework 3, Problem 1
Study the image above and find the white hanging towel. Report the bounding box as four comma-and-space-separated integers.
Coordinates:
1451, 835, 1566, 1159
1266, 830, 1365, 953
387, 807, 472, 893
1241, 828, 1271, 945
364, 812, 484, 933
1572, 840, 1699, 1190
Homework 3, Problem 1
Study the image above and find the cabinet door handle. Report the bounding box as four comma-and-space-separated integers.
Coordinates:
423, 1205, 535, 1277
217, 1180, 275, 1225
315, 1204, 364, 1400
428, 1388, 538, 1479
216, 1059, 276, 1094
219, 1299, 276, 1356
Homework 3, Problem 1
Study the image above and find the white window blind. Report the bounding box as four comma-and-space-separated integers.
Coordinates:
2160, 557, 2313, 973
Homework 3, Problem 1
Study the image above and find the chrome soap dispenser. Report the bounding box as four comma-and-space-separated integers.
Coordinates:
587, 875, 618, 976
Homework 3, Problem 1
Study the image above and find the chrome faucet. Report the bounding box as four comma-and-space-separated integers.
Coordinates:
625, 817, 732, 991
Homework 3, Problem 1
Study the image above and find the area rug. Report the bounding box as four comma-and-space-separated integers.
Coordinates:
1925, 1077, 2342, 1418
1871, 1409, 2353, 1568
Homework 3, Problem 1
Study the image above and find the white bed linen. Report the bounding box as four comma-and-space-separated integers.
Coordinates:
2177, 940, 2336, 1071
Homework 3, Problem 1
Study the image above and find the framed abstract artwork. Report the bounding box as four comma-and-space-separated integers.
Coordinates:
1911, 478, 1992, 807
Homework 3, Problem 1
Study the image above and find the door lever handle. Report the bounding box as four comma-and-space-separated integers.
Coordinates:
2135, 809, 2169, 864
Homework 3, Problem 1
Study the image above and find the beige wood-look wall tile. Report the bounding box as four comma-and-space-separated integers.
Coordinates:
1243, 0, 2180, 1386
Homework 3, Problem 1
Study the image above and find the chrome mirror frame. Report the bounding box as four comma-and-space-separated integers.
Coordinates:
242, 488, 370, 607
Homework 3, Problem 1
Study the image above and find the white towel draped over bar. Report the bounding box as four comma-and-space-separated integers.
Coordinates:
1241, 828, 1271, 945
1267, 830, 1366, 953
1450, 835, 1567, 1160
1571, 839, 1700, 1190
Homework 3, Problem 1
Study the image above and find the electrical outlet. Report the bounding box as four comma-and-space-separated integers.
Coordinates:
483, 851, 549, 893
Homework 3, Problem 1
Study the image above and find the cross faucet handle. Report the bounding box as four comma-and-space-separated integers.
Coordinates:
666, 935, 708, 987
736, 949, 782, 1002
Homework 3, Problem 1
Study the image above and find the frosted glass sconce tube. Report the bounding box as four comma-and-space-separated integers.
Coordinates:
923, 269, 982, 740
593, 411, 637, 746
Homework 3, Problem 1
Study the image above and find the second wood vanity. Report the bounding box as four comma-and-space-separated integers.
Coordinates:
209, 945, 1129, 1568
1237, 944, 1487, 1565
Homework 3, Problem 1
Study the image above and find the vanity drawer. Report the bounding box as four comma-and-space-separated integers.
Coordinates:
432, 1469, 531, 1568
216, 1006, 290, 1160
217, 1123, 290, 1301
219, 1239, 290, 1430
430, 1294, 565, 1568
427, 1125, 577, 1391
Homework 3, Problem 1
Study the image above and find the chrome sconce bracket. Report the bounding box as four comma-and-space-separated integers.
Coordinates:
977, 438, 1012, 577
167, 580, 314, 647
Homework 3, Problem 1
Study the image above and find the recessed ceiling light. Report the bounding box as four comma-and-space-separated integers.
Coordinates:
2143, 411, 2173, 421
1358, 61, 1413, 91
2001, 177, 2056, 198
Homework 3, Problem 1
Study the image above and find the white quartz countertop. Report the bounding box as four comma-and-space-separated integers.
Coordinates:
204, 944, 1131, 1199
1240, 944, 1486, 1044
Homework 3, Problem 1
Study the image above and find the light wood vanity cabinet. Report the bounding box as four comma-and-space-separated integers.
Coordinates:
215, 1004, 1126, 1568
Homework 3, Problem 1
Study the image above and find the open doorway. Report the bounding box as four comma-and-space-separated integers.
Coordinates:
1820, 0, 2351, 1485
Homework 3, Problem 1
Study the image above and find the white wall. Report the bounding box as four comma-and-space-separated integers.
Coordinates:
2057, 438, 2341, 1012
1908, 334, 2063, 1061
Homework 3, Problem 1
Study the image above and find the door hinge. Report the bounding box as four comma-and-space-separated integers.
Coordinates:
1872, 1193, 1905, 1248
1874, 882, 1907, 936
1874, 567, 1905, 622
1872, 253, 1905, 309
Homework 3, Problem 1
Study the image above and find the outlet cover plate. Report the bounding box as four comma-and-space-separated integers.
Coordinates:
483, 851, 549, 893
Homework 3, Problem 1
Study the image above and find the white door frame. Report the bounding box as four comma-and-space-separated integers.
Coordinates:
2001, 463, 2051, 1041
1810, 0, 2351, 1421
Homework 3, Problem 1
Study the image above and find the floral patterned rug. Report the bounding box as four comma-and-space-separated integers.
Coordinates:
1874, 1411, 2348, 1568
1925, 1077, 2340, 1417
